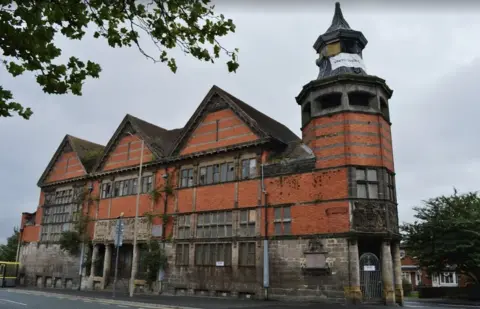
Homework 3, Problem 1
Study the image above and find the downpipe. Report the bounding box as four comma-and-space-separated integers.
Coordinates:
262, 163, 269, 300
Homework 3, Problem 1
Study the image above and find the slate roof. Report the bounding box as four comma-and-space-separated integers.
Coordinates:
40, 86, 313, 185
67, 135, 105, 172
126, 114, 183, 156
216, 87, 301, 145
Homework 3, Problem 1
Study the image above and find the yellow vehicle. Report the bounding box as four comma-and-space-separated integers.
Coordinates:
0, 261, 19, 288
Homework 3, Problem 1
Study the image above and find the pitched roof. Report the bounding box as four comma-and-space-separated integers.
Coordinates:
67, 135, 105, 172
37, 135, 105, 186
92, 114, 183, 172
170, 85, 301, 155
215, 87, 301, 144
127, 115, 183, 156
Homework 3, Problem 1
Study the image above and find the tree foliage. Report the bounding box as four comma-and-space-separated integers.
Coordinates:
0, 0, 239, 119
401, 189, 480, 284
0, 227, 19, 261
140, 239, 168, 284
59, 210, 90, 255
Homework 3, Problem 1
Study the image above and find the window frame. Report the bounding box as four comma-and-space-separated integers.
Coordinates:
355, 168, 379, 199
196, 211, 233, 238
239, 209, 256, 237
177, 214, 191, 239
175, 243, 190, 266
274, 206, 291, 236
180, 168, 194, 188
241, 158, 257, 179
198, 162, 235, 185
238, 242, 256, 267
194, 243, 232, 266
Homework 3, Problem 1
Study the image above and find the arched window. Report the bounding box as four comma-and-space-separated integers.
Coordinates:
316, 93, 342, 110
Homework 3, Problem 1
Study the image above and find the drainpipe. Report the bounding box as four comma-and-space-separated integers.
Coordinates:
78, 183, 93, 290
262, 162, 269, 300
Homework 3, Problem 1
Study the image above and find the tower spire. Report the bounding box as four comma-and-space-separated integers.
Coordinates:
313, 2, 368, 79
326, 2, 351, 33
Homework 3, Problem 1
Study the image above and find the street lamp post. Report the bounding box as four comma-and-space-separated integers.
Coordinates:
128, 133, 145, 297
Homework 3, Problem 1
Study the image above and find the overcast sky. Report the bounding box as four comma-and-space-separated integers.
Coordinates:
1, 1, 480, 244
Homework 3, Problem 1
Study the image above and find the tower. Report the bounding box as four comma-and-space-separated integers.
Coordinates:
296, 3, 402, 305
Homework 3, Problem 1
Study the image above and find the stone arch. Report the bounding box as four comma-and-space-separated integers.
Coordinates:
315, 92, 342, 111
347, 90, 376, 108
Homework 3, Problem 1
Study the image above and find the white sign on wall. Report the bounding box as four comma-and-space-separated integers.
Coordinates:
364, 265, 376, 271
329, 53, 366, 71
216, 261, 225, 267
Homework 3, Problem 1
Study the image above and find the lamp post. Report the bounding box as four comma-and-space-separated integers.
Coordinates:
128, 132, 145, 297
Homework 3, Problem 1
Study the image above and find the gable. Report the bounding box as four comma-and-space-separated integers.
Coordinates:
45, 142, 86, 183
101, 133, 155, 171
180, 108, 260, 155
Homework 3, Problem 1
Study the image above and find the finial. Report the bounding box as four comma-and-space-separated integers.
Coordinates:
326, 2, 351, 33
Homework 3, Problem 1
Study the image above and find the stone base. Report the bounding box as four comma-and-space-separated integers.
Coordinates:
383, 286, 396, 306
344, 286, 362, 305
395, 285, 404, 306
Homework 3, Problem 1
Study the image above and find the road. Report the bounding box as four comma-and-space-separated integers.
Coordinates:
2, 288, 480, 309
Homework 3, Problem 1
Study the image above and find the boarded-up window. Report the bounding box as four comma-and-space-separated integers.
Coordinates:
195, 243, 232, 266
239, 242, 256, 266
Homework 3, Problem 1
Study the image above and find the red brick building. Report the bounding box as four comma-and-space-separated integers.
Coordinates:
400, 247, 466, 290
18, 2, 402, 305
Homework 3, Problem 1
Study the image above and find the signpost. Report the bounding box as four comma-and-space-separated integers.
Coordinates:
112, 215, 124, 298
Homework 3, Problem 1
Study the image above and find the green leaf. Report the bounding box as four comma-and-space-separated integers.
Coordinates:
1, 0, 239, 120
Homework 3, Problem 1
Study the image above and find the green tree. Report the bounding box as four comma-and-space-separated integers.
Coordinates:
401, 189, 480, 284
0, 227, 19, 261
1, 0, 239, 119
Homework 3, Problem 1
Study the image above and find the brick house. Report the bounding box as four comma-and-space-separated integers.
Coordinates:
400, 247, 466, 290
18, 2, 403, 305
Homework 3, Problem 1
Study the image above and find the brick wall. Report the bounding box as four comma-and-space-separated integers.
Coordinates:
303, 112, 394, 171
180, 109, 259, 155
102, 135, 154, 171
46, 151, 85, 183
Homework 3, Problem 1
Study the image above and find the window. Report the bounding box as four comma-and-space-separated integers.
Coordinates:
54, 189, 73, 204
356, 168, 379, 199
239, 209, 256, 237
175, 244, 190, 266
213, 164, 220, 183
180, 168, 194, 188
41, 202, 79, 242
385, 172, 396, 201
241, 159, 257, 179
199, 162, 235, 185
274, 206, 291, 235
141, 175, 153, 193
196, 211, 232, 238
239, 242, 256, 266
101, 183, 112, 199
177, 215, 190, 239
402, 272, 411, 283
44, 191, 56, 205
195, 243, 232, 266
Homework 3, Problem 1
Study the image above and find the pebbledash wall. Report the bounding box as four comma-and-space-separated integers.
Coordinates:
18, 2, 403, 305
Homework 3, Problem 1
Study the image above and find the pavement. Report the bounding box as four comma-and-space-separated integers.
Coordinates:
1, 288, 480, 309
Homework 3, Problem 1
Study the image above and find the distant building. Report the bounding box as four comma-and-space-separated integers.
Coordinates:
18, 2, 402, 305
400, 247, 465, 290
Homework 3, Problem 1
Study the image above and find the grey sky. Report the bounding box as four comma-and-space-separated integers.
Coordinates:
1, 1, 480, 244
